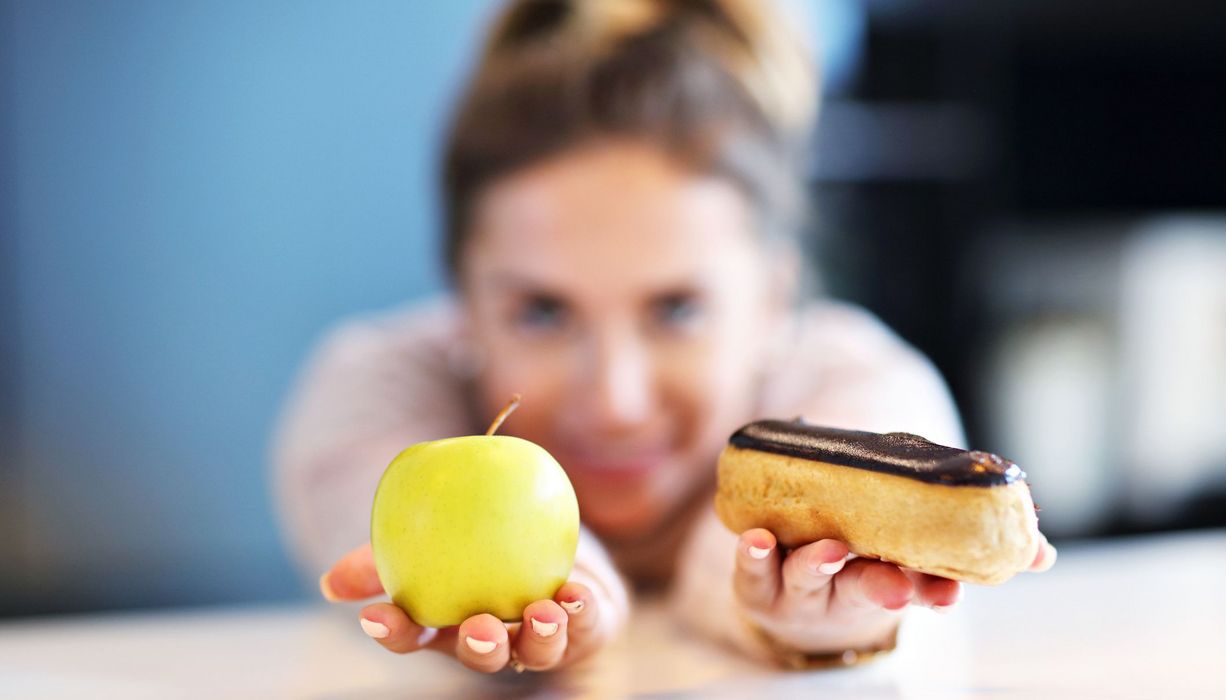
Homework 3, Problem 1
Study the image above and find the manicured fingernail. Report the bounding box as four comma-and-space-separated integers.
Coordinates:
1038, 543, 1058, 571
319, 573, 339, 602
530, 617, 559, 637
817, 560, 845, 575
747, 545, 771, 559
560, 599, 585, 614
360, 618, 389, 638
465, 636, 497, 654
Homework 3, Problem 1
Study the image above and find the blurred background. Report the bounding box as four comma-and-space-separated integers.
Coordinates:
2, 0, 1223, 618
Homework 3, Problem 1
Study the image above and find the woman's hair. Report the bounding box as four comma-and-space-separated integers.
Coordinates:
441, 0, 818, 276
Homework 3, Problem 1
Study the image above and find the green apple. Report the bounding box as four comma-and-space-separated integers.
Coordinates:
370, 396, 580, 628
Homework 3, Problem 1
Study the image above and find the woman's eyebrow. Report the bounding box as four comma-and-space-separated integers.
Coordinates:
484, 272, 563, 294
483, 272, 709, 298
647, 283, 705, 297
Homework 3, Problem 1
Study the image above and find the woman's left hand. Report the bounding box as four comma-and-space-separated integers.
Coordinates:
731, 528, 1057, 654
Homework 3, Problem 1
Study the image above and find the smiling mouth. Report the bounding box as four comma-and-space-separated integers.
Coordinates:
562, 447, 670, 476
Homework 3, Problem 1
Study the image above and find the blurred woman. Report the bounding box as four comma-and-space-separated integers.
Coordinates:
274, 0, 1053, 674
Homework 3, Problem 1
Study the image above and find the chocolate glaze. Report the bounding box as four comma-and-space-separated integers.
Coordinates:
729, 419, 1024, 487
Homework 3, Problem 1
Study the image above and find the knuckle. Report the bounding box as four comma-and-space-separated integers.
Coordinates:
565, 583, 593, 600
461, 652, 504, 674
732, 577, 762, 604
782, 580, 812, 598
567, 595, 599, 627
520, 649, 563, 671
390, 643, 420, 655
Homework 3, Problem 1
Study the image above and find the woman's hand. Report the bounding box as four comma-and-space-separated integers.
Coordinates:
320, 543, 610, 673
731, 529, 1058, 654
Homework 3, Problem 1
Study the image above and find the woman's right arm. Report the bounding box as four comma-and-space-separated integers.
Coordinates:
271, 303, 474, 576
272, 304, 630, 671
320, 524, 630, 672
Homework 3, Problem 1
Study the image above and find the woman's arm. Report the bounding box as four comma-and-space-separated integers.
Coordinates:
271, 303, 474, 577
274, 304, 631, 671
668, 320, 969, 661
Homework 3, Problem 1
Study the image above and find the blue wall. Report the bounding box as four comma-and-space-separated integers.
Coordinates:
3, 0, 495, 614
1, 0, 859, 614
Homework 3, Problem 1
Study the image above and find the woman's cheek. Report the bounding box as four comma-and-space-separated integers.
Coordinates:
676, 326, 765, 446
478, 338, 571, 419
657, 341, 735, 438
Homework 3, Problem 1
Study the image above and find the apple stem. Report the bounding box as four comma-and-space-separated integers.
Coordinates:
485, 393, 522, 436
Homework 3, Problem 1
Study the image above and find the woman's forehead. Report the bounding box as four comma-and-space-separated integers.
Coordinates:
464, 144, 760, 289
465, 197, 760, 301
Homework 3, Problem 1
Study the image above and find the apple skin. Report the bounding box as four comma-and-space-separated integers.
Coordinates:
370, 434, 580, 628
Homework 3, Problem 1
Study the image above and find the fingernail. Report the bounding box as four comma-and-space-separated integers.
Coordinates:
360, 618, 389, 639
560, 599, 585, 614
747, 545, 771, 559
817, 560, 845, 575
1040, 543, 1058, 571
530, 617, 559, 637
932, 605, 954, 615
465, 636, 497, 654
319, 573, 339, 602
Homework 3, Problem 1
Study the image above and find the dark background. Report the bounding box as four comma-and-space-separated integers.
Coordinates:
811, 0, 1226, 538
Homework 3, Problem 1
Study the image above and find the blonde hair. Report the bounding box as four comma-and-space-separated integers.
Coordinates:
443, 0, 818, 274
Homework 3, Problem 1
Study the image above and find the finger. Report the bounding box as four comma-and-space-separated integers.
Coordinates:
554, 581, 601, 664
359, 602, 453, 654
512, 600, 568, 671
455, 613, 511, 674
320, 543, 383, 601
779, 539, 850, 598
1029, 533, 1057, 572
732, 529, 781, 612
831, 559, 914, 611
903, 571, 962, 610
554, 581, 598, 636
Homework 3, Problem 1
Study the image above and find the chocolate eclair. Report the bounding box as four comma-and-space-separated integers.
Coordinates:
714, 419, 1040, 585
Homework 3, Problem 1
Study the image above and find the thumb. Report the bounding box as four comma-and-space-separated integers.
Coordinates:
1029, 533, 1057, 573
320, 542, 385, 601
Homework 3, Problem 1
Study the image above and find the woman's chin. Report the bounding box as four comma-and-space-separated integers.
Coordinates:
580, 502, 664, 542
566, 459, 694, 540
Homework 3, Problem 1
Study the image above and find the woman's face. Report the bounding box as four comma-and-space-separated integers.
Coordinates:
459, 140, 789, 542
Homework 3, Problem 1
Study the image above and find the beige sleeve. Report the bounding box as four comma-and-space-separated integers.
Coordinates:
669, 302, 965, 661
669, 505, 776, 663
571, 525, 634, 640
269, 300, 475, 580
270, 300, 634, 629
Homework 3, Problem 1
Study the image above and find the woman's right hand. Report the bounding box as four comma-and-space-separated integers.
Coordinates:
319, 543, 610, 673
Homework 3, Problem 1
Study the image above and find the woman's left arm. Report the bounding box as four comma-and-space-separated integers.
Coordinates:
668, 339, 1055, 665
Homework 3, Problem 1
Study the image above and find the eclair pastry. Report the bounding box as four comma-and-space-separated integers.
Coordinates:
715, 420, 1040, 585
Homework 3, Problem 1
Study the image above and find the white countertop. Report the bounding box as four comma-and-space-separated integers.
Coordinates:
2, 529, 1223, 699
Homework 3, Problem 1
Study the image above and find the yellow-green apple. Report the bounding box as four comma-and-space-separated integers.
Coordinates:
370, 395, 580, 628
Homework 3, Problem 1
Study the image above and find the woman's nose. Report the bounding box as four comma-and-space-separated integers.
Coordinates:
583, 329, 653, 431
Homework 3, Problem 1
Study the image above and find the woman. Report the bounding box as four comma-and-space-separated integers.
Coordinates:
273, 0, 1054, 675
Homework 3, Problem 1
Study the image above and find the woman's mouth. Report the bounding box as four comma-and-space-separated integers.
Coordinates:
560, 445, 671, 482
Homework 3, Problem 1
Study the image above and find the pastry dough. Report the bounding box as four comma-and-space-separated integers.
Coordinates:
715, 420, 1040, 585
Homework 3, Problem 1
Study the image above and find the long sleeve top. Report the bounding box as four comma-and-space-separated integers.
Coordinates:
270, 295, 964, 659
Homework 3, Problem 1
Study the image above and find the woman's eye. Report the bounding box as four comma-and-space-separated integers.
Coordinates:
651, 293, 702, 330
514, 295, 568, 331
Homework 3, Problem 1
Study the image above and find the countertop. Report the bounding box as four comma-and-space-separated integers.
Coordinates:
2, 529, 1223, 699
